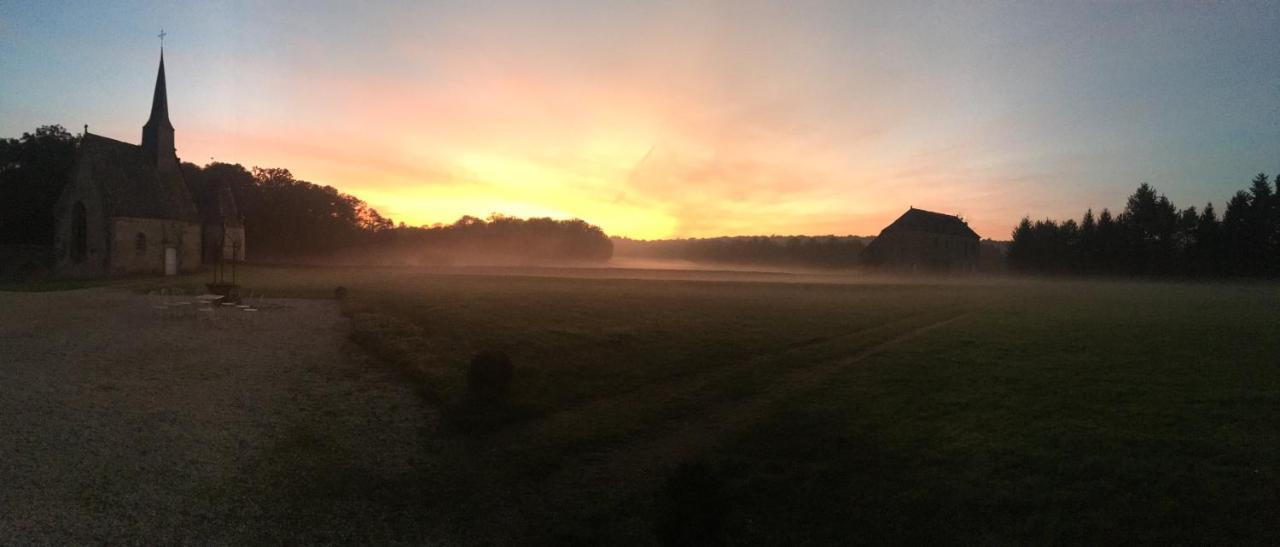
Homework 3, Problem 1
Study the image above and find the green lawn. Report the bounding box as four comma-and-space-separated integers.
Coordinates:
253, 266, 1280, 544
23, 264, 1280, 544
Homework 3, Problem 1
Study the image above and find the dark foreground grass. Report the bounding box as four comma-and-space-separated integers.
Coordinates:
704, 283, 1280, 545
47, 265, 1280, 544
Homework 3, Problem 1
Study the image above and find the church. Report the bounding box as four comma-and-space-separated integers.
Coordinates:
54, 49, 244, 277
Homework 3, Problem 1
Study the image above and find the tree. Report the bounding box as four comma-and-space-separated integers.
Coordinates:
1006, 178, 1278, 278
1119, 183, 1178, 274
1221, 191, 1252, 275
1079, 209, 1098, 273
0, 125, 81, 245
1248, 172, 1272, 202
1174, 206, 1198, 274
1246, 173, 1276, 275
1188, 203, 1221, 276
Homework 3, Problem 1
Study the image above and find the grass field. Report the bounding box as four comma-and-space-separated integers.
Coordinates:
15, 265, 1280, 544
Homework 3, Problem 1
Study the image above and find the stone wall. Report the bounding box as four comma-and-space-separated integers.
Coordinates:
54, 159, 111, 278
202, 224, 247, 263
109, 217, 202, 275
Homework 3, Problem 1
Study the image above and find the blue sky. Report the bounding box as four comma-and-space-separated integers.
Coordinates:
2, 1, 1277, 238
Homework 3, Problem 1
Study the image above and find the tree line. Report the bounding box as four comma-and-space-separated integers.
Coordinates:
1009, 175, 1280, 277
356, 214, 613, 265
0, 124, 612, 265
183, 162, 394, 258
613, 235, 871, 269
183, 163, 612, 264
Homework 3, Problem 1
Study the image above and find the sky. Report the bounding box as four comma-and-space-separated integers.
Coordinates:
2, 1, 1277, 239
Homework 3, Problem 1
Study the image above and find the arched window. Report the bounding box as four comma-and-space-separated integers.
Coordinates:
71, 202, 87, 263
135, 233, 147, 256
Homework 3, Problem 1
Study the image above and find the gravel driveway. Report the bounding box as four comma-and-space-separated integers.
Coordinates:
0, 288, 429, 544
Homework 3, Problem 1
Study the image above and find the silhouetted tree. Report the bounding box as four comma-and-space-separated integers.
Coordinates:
1080, 209, 1098, 272
0, 125, 80, 245
182, 162, 393, 259
611, 235, 868, 269
1222, 190, 1252, 275
1096, 208, 1120, 270
1119, 183, 1178, 274
359, 214, 613, 264
1010, 177, 1279, 278
1245, 173, 1275, 275
1187, 203, 1221, 276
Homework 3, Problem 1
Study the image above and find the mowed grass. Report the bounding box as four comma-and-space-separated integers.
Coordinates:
119, 266, 1280, 543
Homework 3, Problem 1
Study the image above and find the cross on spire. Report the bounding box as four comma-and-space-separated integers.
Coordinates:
158, 29, 167, 48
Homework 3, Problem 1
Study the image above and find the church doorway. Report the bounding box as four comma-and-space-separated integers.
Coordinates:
164, 246, 178, 276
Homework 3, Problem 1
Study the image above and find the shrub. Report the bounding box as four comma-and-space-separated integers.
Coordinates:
468, 349, 513, 400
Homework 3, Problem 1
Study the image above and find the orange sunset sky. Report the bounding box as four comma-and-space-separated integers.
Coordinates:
3, 1, 1277, 239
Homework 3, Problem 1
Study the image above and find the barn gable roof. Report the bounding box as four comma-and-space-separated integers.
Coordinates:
77, 133, 200, 222
877, 207, 980, 239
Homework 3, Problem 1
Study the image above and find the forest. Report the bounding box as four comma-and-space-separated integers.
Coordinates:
612, 235, 871, 269
0, 125, 612, 266
1008, 176, 1280, 277
5, 124, 1277, 275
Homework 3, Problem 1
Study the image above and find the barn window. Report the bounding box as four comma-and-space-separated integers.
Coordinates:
71, 202, 87, 263
135, 233, 147, 256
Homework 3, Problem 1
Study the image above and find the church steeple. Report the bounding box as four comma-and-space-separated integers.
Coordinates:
141, 47, 175, 166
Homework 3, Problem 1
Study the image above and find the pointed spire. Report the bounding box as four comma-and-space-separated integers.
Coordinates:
141, 47, 175, 165
146, 50, 172, 130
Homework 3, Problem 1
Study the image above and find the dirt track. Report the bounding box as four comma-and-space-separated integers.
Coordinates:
0, 288, 428, 544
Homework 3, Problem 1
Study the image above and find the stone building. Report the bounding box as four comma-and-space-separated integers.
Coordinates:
202, 183, 246, 264
862, 207, 980, 271
54, 50, 242, 277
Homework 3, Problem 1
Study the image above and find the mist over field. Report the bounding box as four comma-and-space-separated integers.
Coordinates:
7, 264, 1277, 544
4, 0, 1280, 544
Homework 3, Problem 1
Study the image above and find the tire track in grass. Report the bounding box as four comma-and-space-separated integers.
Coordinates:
432, 307, 978, 543
454, 306, 961, 459
522, 309, 974, 539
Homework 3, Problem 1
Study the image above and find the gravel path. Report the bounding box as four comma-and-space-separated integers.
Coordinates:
0, 288, 430, 544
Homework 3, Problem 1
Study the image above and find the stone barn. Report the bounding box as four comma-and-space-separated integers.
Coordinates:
862, 207, 980, 271
54, 49, 241, 277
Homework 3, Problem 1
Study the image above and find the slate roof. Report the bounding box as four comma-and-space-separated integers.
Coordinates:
876, 207, 980, 239
77, 133, 200, 222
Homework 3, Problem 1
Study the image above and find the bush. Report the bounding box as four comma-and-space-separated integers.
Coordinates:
468, 349, 513, 400
438, 350, 527, 434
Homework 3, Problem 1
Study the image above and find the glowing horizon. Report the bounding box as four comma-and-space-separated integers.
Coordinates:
3, 2, 1277, 240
